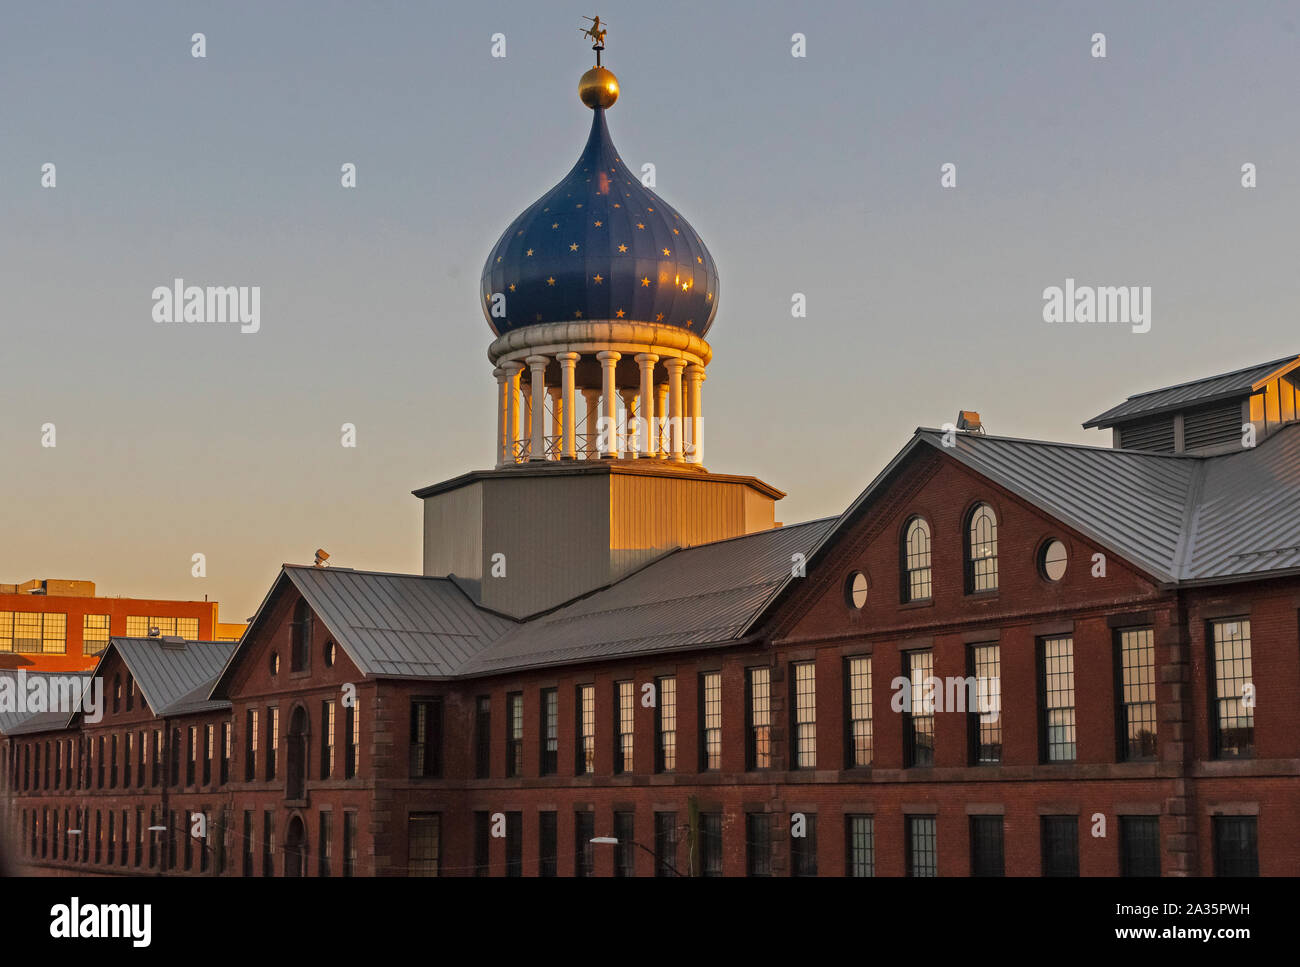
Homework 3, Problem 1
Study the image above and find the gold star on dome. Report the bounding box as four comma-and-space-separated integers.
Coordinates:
616, 308, 625, 318
546, 277, 556, 286
681, 282, 690, 291
574, 310, 583, 318
570, 243, 579, 251
685, 319, 694, 327
552, 222, 559, 229
696, 256, 703, 263
594, 220, 602, 227
647, 207, 655, 212
655, 313, 665, 321
509, 283, 516, 292
672, 228, 680, 235
618, 243, 628, 253
706, 292, 713, 301
613, 203, 621, 208
662, 248, 671, 256
593, 274, 603, 284
526, 249, 534, 256
641, 277, 651, 287
636, 222, 645, 229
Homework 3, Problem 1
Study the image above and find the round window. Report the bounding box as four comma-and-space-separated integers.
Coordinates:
324, 640, 336, 667
269, 652, 280, 675
846, 571, 869, 609
1040, 539, 1068, 581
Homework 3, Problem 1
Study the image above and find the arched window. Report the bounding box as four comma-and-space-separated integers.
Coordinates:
965, 502, 999, 593
291, 599, 312, 673
901, 517, 932, 602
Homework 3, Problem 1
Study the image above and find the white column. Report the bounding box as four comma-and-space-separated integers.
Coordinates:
664, 357, 687, 462
635, 353, 659, 458
597, 350, 621, 458
686, 364, 706, 466
620, 389, 638, 457
557, 352, 580, 460
526, 355, 548, 462
548, 386, 563, 461
494, 367, 508, 467
581, 388, 601, 460
655, 383, 669, 458
503, 361, 523, 464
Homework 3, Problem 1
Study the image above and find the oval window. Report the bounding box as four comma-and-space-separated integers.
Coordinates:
269, 652, 280, 675
1040, 540, 1068, 581
846, 571, 869, 609
324, 640, 337, 668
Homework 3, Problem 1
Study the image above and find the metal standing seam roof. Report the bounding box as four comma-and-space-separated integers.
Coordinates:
283, 566, 518, 678
0, 671, 93, 735
110, 637, 236, 716
1083, 354, 1299, 428
459, 518, 837, 676
913, 425, 1300, 584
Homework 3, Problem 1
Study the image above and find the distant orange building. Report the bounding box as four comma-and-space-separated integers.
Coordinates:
0, 579, 243, 674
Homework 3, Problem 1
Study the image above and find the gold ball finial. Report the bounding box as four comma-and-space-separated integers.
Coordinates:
579, 65, 619, 109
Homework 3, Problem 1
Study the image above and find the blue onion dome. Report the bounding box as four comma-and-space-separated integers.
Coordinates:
481, 93, 720, 338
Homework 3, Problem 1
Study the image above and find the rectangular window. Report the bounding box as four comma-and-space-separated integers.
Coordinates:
699, 812, 723, 877
654, 812, 678, 877
969, 644, 1002, 765
746, 813, 772, 877
186, 726, 196, 786
575, 811, 595, 877
318, 812, 332, 877
220, 723, 230, 785
98, 736, 106, 788
135, 808, 143, 868
904, 650, 934, 767
320, 700, 335, 779
700, 672, 722, 770
1119, 816, 1161, 877
655, 676, 676, 773
474, 696, 491, 778
149, 807, 158, 869
343, 813, 357, 877
110, 734, 118, 788
614, 681, 634, 774
791, 814, 817, 877
266, 708, 279, 781
82, 614, 110, 656
1211, 619, 1253, 758
505, 692, 523, 777
151, 729, 161, 787
792, 662, 817, 768
538, 812, 558, 877
263, 811, 274, 877
1212, 816, 1259, 876
407, 813, 441, 876
1117, 628, 1157, 761
969, 816, 1005, 876
108, 810, 115, 866
125, 615, 199, 639
0, 611, 65, 653
906, 815, 937, 877
846, 815, 874, 877
203, 724, 213, 785
245, 709, 258, 781
846, 656, 873, 767
474, 812, 491, 877
166, 810, 175, 870
747, 667, 772, 770
409, 698, 444, 778
614, 811, 635, 877
345, 700, 359, 778
183, 810, 192, 871
242, 811, 253, 877
1040, 636, 1077, 763
1041, 816, 1079, 877
505, 812, 522, 877
540, 688, 558, 775
576, 685, 595, 775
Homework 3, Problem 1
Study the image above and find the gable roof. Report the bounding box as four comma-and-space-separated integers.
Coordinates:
1084, 353, 1299, 428
104, 637, 235, 717
459, 518, 837, 676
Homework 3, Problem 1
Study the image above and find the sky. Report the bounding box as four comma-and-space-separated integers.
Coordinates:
2, 0, 1298, 619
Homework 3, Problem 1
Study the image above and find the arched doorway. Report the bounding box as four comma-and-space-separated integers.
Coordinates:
285, 815, 306, 877
287, 705, 308, 800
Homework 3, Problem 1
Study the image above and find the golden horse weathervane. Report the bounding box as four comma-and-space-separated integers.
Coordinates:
580, 15, 608, 64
